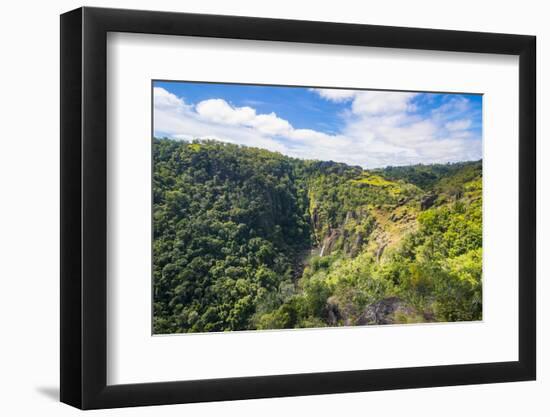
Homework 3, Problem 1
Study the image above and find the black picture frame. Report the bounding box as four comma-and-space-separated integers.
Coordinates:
60, 6, 536, 410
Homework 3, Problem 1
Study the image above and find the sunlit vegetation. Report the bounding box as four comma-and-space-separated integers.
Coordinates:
153, 138, 482, 333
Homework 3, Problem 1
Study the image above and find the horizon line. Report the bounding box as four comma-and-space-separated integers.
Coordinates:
153, 136, 482, 170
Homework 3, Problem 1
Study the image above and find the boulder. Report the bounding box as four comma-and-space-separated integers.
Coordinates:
420, 193, 437, 210
357, 297, 418, 325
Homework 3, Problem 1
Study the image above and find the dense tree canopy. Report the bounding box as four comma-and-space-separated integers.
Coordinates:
153, 138, 482, 333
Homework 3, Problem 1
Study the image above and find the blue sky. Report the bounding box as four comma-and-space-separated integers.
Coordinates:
155, 81, 347, 134
153, 80, 482, 168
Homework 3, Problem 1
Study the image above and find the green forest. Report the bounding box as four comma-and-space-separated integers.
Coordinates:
153, 138, 482, 334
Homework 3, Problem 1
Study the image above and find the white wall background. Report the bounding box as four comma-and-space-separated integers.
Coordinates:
0, 0, 546, 415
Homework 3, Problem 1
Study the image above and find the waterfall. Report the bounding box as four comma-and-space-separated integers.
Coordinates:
319, 242, 326, 257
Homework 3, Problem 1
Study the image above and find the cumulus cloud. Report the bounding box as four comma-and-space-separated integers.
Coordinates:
154, 87, 186, 110
310, 88, 417, 115
154, 87, 481, 168
352, 92, 417, 115
310, 88, 356, 102
196, 99, 256, 125
194, 97, 295, 137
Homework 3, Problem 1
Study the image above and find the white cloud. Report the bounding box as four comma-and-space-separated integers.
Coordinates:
310, 88, 356, 102
195, 98, 293, 136
196, 99, 256, 125
445, 119, 472, 131
432, 95, 471, 119
247, 113, 292, 136
311, 88, 417, 115
154, 87, 481, 168
351, 91, 417, 115
153, 87, 186, 111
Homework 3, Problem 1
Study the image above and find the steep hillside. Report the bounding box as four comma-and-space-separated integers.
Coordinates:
153, 138, 482, 333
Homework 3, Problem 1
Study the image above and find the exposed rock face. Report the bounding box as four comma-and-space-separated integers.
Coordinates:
347, 234, 363, 258
319, 229, 341, 257
357, 297, 419, 325
396, 197, 409, 207
324, 296, 429, 326
317, 208, 374, 258
344, 211, 353, 225
375, 242, 388, 262
420, 193, 437, 210
326, 296, 340, 326
310, 207, 320, 234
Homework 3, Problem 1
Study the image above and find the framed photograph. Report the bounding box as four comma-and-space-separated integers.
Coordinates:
60, 6, 536, 409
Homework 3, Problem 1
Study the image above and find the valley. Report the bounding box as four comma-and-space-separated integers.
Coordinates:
152, 138, 482, 333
